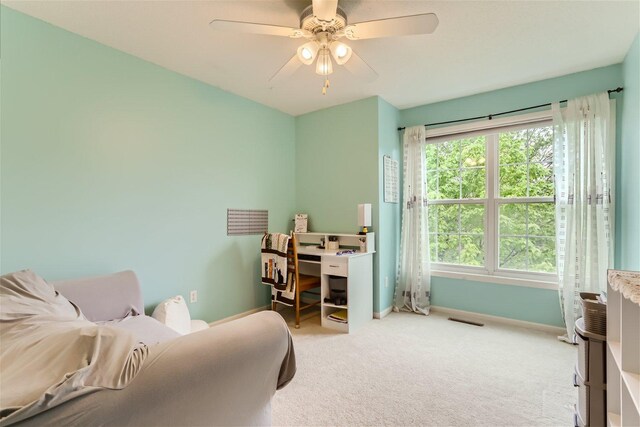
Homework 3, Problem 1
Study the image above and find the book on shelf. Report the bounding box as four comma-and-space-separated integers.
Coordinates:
327, 310, 348, 323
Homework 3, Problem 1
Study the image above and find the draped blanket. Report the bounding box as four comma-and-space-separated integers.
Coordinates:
261, 233, 295, 306
0, 270, 148, 426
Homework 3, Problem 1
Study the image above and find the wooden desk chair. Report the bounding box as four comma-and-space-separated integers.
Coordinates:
272, 233, 321, 328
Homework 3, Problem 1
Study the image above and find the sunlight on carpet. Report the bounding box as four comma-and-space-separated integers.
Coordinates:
272, 310, 576, 426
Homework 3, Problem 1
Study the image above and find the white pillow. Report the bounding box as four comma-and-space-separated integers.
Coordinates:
151, 295, 191, 335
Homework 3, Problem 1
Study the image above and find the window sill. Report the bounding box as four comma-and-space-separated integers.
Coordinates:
430, 269, 558, 290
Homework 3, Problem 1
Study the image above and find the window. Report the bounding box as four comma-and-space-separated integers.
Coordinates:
426, 115, 556, 281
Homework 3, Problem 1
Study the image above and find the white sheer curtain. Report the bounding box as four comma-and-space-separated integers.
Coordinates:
394, 126, 431, 314
552, 92, 615, 341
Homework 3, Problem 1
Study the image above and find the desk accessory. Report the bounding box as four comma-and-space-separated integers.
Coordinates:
294, 213, 308, 233
358, 203, 371, 234
327, 235, 339, 251
336, 249, 355, 255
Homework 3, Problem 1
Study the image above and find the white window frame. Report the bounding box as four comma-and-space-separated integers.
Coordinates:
425, 110, 558, 289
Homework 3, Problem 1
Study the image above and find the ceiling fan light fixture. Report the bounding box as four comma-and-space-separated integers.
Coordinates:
296, 41, 319, 65
329, 41, 352, 65
315, 48, 333, 75
211, 2, 438, 93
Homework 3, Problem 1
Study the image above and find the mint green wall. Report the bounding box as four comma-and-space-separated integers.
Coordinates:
0, 6, 296, 322
620, 33, 640, 271
431, 278, 564, 325
376, 98, 401, 313
401, 64, 623, 128
400, 64, 624, 327
294, 97, 379, 233
295, 97, 387, 309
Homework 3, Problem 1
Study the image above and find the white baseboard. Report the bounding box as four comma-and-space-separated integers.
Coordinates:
430, 305, 565, 335
208, 305, 270, 327
374, 306, 393, 319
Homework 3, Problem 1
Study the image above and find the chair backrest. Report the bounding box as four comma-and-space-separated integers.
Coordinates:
288, 233, 300, 287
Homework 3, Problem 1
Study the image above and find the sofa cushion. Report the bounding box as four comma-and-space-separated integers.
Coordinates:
52, 270, 144, 322
151, 295, 191, 335
102, 315, 180, 345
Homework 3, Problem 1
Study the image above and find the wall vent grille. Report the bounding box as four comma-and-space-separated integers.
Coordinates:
227, 209, 268, 235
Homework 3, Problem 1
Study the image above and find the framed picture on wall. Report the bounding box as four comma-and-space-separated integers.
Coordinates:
384, 156, 399, 203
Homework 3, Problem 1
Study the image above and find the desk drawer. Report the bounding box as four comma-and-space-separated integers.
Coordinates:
322, 258, 348, 277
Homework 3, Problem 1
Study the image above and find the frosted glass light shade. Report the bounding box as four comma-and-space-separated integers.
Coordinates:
330, 42, 352, 65
296, 41, 318, 65
315, 49, 333, 75
301, 47, 313, 60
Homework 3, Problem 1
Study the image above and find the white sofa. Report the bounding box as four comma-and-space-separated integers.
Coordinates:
0, 270, 296, 426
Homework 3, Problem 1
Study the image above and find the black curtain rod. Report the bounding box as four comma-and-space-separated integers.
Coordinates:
397, 86, 624, 131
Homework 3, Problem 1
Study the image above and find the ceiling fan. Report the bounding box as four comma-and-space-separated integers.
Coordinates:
210, 0, 438, 94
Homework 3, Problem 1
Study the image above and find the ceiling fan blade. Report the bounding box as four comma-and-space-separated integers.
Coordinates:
343, 51, 378, 82
345, 13, 439, 40
312, 0, 339, 21
269, 55, 303, 86
210, 19, 308, 38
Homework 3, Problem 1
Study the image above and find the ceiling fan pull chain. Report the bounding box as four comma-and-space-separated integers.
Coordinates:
322, 78, 330, 95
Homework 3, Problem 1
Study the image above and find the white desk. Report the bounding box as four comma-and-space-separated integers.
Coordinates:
296, 233, 374, 333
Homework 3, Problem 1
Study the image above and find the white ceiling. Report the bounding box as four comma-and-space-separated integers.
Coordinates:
3, 1, 639, 116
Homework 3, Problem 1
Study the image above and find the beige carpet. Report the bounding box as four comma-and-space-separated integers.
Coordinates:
272, 309, 576, 426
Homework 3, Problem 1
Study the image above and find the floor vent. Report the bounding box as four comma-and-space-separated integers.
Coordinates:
448, 317, 484, 327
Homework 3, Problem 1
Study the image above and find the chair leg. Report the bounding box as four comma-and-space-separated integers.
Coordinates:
295, 288, 301, 329
272, 301, 276, 311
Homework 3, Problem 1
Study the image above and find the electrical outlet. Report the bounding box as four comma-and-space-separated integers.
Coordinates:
189, 290, 198, 303
385, 276, 389, 288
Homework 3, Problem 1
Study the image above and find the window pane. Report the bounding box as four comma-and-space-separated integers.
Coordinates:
437, 234, 459, 264
437, 169, 460, 199
461, 136, 486, 167
438, 140, 460, 169
461, 168, 485, 198
499, 203, 527, 236
499, 130, 527, 165
426, 144, 438, 171
460, 234, 484, 266
528, 162, 554, 197
498, 202, 556, 273
499, 237, 527, 270
436, 204, 458, 234
528, 203, 555, 237
528, 127, 553, 164
460, 204, 484, 234
499, 165, 527, 197
529, 237, 556, 273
